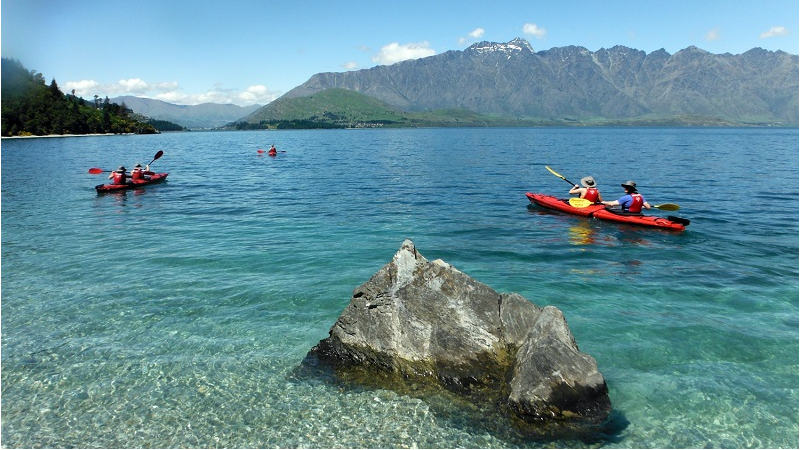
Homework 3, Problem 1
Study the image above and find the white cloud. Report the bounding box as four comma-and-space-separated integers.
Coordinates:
523, 23, 547, 39
372, 41, 436, 65
118, 78, 149, 93
342, 61, 359, 70
64, 77, 277, 106
469, 28, 485, 39
64, 79, 99, 96
460, 27, 485, 44
760, 26, 788, 38
706, 28, 720, 41
237, 85, 277, 104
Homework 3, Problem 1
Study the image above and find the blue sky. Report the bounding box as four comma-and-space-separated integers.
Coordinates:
2, 0, 797, 106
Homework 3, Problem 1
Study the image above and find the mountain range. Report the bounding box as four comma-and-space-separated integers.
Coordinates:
244, 38, 798, 127
110, 96, 261, 129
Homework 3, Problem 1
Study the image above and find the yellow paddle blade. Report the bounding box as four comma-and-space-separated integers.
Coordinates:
545, 165, 566, 180
569, 197, 593, 208
654, 203, 680, 211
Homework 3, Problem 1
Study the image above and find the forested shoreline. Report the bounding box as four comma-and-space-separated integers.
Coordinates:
1, 58, 177, 137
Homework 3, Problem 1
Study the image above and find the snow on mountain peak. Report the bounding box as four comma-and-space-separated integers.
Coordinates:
467, 38, 533, 55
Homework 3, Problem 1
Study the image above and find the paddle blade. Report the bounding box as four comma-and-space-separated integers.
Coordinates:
545, 165, 565, 180
88, 168, 104, 174
257, 149, 265, 153
654, 203, 680, 211
569, 197, 593, 208
152, 150, 164, 161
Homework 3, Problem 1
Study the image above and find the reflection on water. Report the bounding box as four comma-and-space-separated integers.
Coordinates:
568, 221, 596, 246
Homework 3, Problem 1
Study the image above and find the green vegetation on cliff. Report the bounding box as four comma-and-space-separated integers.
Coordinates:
1, 58, 161, 137
234, 88, 554, 129
234, 88, 763, 129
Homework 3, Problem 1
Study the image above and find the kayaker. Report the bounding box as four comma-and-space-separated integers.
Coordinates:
569, 176, 603, 202
108, 166, 128, 185
602, 180, 651, 213
130, 163, 146, 181
268, 144, 277, 155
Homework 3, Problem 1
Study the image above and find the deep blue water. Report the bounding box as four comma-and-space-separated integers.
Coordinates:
2, 128, 798, 448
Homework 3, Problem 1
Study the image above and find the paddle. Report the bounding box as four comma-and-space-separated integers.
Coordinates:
569, 197, 680, 211
545, 166, 578, 187
146, 150, 164, 167
88, 150, 163, 174
568, 198, 600, 208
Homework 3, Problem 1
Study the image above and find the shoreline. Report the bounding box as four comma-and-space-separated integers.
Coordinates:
2, 133, 133, 139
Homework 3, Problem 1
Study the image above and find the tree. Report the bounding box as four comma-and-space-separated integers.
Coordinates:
1, 58, 160, 136
49, 79, 61, 98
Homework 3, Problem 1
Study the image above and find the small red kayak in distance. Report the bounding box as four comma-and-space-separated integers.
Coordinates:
96, 172, 169, 193
526, 192, 687, 231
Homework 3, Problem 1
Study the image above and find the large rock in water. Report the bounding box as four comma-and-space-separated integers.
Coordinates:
306, 239, 610, 426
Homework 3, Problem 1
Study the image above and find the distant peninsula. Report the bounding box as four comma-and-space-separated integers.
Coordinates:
236, 39, 798, 129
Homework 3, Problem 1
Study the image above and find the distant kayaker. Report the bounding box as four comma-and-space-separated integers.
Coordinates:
108, 166, 128, 185
569, 176, 603, 202
269, 144, 277, 153
602, 180, 651, 213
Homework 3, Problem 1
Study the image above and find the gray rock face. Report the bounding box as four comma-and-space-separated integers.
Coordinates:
307, 239, 610, 424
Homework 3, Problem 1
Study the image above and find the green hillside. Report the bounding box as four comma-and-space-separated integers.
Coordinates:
234, 88, 548, 129
1, 58, 159, 137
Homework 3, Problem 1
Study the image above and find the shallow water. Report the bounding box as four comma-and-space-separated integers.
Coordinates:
2, 127, 798, 448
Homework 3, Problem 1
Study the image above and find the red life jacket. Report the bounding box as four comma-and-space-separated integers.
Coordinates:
628, 193, 644, 213
112, 172, 126, 185
584, 187, 599, 202
131, 169, 144, 181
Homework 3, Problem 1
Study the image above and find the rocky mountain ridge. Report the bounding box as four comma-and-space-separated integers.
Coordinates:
271, 39, 797, 126
111, 96, 261, 129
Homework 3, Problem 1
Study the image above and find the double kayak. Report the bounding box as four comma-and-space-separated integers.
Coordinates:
96, 172, 168, 193
526, 192, 687, 231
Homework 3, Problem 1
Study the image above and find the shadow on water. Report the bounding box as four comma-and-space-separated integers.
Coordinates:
290, 354, 629, 447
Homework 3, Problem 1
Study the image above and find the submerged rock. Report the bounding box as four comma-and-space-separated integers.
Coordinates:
305, 239, 610, 427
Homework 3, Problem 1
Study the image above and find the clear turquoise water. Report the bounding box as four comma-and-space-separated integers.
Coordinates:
2, 128, 797, 448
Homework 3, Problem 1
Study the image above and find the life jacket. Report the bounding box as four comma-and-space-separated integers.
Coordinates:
112, 172, 126, 185
584, 187, 599, 202
131, 169, 144, 181
626, 193, 644, 213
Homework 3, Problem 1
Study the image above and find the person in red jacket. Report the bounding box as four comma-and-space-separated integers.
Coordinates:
108, 166, 128, 185
569, 176, 603, 202
130, 163, 146, 181
602, 180, 652, 213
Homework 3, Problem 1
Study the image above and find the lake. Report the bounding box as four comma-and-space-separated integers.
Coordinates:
1, 127, 798, 448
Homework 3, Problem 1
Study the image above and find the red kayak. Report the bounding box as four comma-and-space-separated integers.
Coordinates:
526, 192, 687, 231
96, 172, 168, 193
591, 208, 686, 231
525, 192, 605, 217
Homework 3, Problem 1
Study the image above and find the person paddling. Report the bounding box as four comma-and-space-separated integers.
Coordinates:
569, 176, 603, 203
108, 166, 128, 185
268, 144, 277, 155
602, 180, 651, 214
130, 163, 148, 181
